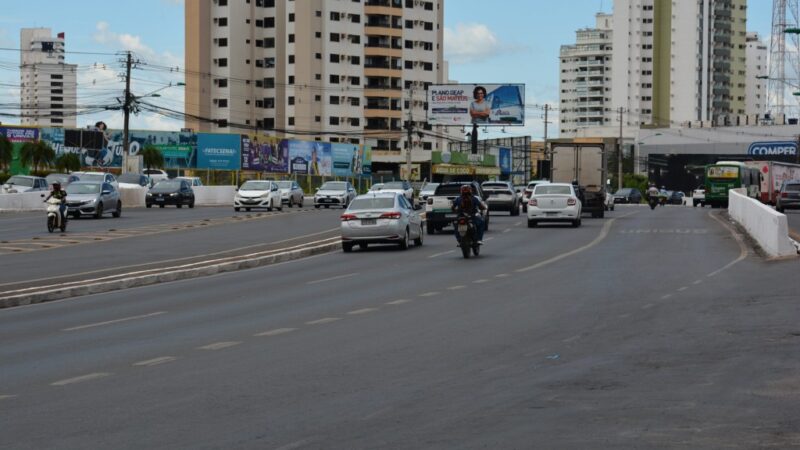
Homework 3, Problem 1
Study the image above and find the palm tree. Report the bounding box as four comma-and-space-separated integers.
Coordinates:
0, 134, 12, 172
140, 145, 165, 173
19, 141, 56, 173
54, 152, 81, 173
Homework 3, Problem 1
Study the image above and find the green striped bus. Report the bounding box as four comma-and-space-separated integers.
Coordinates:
704, 161, 761, 208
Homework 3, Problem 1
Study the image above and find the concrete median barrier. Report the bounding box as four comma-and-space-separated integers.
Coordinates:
728, 189, 797, 258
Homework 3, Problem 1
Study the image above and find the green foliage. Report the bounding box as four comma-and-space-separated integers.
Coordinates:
54, 153, 81, 173
0, 135, 12, 171
140, 145, 165, 172
19, 141, 56, 173
623, 174, 649, 201
0, 171, 9, 184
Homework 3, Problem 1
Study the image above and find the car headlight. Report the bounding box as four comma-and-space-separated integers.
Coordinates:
170, 193, 179, 197
146, 193, 153, 197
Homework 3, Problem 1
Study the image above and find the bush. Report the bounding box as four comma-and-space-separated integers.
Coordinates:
0, 171, 9, 184
623, 174, 649, 201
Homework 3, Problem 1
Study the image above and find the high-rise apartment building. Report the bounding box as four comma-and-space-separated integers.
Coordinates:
559, 13, 613, 137
610, 0, 748, 128
19, 28, 77, 128
745, 32, 767, 116
185, 0, 449, 173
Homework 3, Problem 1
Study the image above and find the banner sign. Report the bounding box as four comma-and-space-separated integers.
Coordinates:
241, 134, 288, 172
0, 126, 38, 143
197, 133, 241, 170
427, 84, 525, 126
400, 164, 422, 181
747, 141, 797, 156
431, 151, 496, 167
332, 143, 359, 177
499, 147, 511, 175
288, 140, 331, 175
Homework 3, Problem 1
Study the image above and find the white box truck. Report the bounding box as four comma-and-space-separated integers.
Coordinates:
744, 161, 800, 205
549, 139, 608, 218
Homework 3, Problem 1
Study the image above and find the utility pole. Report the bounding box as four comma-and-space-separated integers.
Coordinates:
543, 104, 550, 180
618, 106, 624, 191
122, 51, 133, 174
405, 86, 413, 180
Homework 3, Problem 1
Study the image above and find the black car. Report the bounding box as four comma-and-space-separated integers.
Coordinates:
666, 190, 685, 205
776, 180, 800, 213
481, 181, 520, 216
424, 181, 491, 234
613, 188, 643, 204
146, 179, 195, 208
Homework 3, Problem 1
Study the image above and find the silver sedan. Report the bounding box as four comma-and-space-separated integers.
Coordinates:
340, 193, 424, 252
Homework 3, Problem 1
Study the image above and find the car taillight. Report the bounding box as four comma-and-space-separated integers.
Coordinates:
782, 192, 789, 198
380, 211, 402, 219
525, 190, 532, 196
427, 198, 433, 205
340, 213, 357, 221
528, 199, 537, 206
567, 197, 577, 206
458, 217, 468, 225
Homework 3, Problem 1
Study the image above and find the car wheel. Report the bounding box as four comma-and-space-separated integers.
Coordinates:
414, 226, 424, 246
146, 203, 152, 209
112, 201, 122, 218
95, 202, 103, 219
527, 219, 537, 228
342, 242, 354, 253
189, 200, 195, 209
399, 229, 410, 250
522, 204, 528, 213
572, 219, 581, 228
359, 243, 368, 250
177, 202, 183, 208
299, 196, 304, 207
427, 222, 435, 235
159, 204, 165, 208
315, 205, 320, 209
325, 205, 330, 209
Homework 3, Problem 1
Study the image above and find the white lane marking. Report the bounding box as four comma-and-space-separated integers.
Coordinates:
618, 313, 631, 319
447, 285, 466, 290
254, 327, 297, 337
503, 228, 511, 233
473, 279, 489, 284
495, 274, 510, 278
63, 311, 167, 332
562, 334, 581, 343
198, 341, 241, 350
133, 356, 176, 367
419, 292, 440, 297
514, 221, 522, 226
516, 212, 637, 273
51, 372, 111, 386
306, 317, 341, 325
386, 299, 411, 305
275, 438, 317, 450
707, 211, 749, 277
307, 272, 359, 285
677, 286, 688, 292
642, 303, 655, 310
661, 294, 673, 300
0, 395, 17, 401
347, 308, 379, 315
361, 406, 393, 421
428, 250, 455, 259
693, 279, 703, 285
485, 237, 495, 242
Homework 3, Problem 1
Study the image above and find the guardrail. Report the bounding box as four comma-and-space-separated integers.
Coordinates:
727, 189, 797, 258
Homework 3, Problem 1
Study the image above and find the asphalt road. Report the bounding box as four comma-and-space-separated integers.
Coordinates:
784, 209, 800, 238
1, 205, 799, 449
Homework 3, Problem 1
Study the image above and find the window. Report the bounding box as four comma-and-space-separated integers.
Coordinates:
216, 78, 228, 87
315, 95, 321, 101
350, 97, 360, 106
288, 13, 294, 22
216, 17, 228, 26
288, 34, 294, 43
217, 0, 228, 5
288, 55, 295, 64
216, 99, 228, 108
315, 116, 321, 122
405, 20, 413, 29
330, 54, 340, 63
330, 33, 340, 42
264, 77, 274, 88
330, 74, 339, 84
288, 75, 294, 84
288, 117, 295, 126
351, 56, 360, 65
350, 14, 360, 23
315, 32, 321, 38
330, 95, 340, 105
264, 17, 274, 27
330, 116, 340, 125
330, 12, 340, 21
350, 118, 360, 126
405, 60, 413, 69
350, 76, 359, 86
217, 58, 228, 67
288, 96, 295, 105
50, 74, 63, 80
264, 38, 275, 48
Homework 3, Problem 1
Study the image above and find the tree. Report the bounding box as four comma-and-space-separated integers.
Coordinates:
0, 134, 12, 172
140, 145, 164, 173
54, 152, 81, 173
19, 141, 56, 173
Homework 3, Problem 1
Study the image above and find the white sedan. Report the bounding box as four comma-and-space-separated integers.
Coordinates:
527, 183, 582, 228
340, 192, 423, 252
234, 180, 282, 212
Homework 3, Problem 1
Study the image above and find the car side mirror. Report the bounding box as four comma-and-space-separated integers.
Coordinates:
40, 194, 45, 198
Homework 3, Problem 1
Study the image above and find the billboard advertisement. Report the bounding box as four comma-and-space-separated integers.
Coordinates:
747, 141, 798, 157
427, 84, 525, 126
0, 126, 38, 174
498, 147, 511, 175
197, 133, 241, 170
331, 143, 360, 177
241, 134, 288, 173
360, 145, 372, 175
288, 140, 331, 175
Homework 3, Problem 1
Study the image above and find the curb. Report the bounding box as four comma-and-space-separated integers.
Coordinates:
0, 240, 341, 309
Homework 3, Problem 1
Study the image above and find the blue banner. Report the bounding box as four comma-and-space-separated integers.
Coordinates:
197, 133, 241, 170
331, 143, 359, 176
288, 140, 331, 175
499, 147, 511, 175
747, 141, 797, 157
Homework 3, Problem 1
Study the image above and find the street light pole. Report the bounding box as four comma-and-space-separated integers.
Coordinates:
618, 107, 624, 191
122, 51, 132, 174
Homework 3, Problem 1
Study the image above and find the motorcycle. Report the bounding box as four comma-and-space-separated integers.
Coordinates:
648, 195, 659, 210
43, 196, 67, 232
454, 212, 480, 258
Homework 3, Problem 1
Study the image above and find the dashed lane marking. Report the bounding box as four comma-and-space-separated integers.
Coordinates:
503, 228, 511, 233
495, 274, 510, 278
693, 279, 703, 285
198, 341, 242, 350
51, 372, 111, 386
428, 250, 455, 259
307, 272, 359, 285
347, 308, 379, 315
63, 311, 167, 332
661, 294, 673, 300
419, 291, 440, 297
562, 335, 581, 343
386, 299, 411, 305
642, 303, 655, 310
473, 279, 489, 284
0, 395, 17, 401
133, 356, 177, 367
677, 286, 688, 292
447, 285, 466, 290
254, 327, 297, 337
305, 317, 341, 325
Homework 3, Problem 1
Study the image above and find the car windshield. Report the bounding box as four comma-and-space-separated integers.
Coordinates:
483, 183, 509, 190
118, 174, 145, 184
66, 183, 101, 194
420, 183, 438, 192
78, 173, 105, 183
46, 174, 69, 184
276, 181, 293, 189
320, 182, 347, 191
435, 184, 472, 196
382, 182, 406, 189
6, 176, 34, 187
535, 185, 572, 195
155, 181, 181, 190
784, 183, 800, 192
615, 188, 632, 195
240, 181, 271, 191
348, 197, 395, 210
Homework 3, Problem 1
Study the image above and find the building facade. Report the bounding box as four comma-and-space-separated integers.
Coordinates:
559, 13, 614, 137
745, 32, 768, 116
185, 0, 451, 175
19, 28, 77, 128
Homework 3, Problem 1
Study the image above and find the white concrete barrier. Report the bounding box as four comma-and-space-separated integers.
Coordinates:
0, 191, 48, 211
119, 187, 146, 208
728, 189, 797, 258
193, 186, 235, 205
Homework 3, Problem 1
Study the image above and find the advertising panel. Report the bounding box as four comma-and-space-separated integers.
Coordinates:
498, 147, 511, 175
747, 141, 798, 157
288, 140, 331, 175
0, 126, 39, 174
427, 84, 525, 126
360, 145, 372, 175
400, 164, 421, 181
241, 134, 288, 173
331, 143, 359, 177
197, 133, 241, 170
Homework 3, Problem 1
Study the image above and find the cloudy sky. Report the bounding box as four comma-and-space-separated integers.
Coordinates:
0, 0, 775, 140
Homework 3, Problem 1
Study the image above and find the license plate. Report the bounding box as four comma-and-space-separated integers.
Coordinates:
457, 224, 468, 233
545, 211, 558, 216
361, 218, 377, 225
445, 214, 456, 219
322, 198, 331, 203
155, 198, 164, 202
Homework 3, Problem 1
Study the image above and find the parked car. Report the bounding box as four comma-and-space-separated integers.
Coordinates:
65, 181, 122, 219
1, 175, 49, 193
45, 173, 80, 187
527, 182, 582, 228
234, 180, 281, 212
692, 186, 706, 207
425, 181, 491, 234
340, 192, 424, 252
667, 191, 685, 205
368, 183, 384, 193
377, 181, 414, 204
314, 181, 356, 208
146, 179, 195, 208
176, 176, 203, 187
776, 179, 800, 213
117, 173, 152, 188
522, 179, 549, 213
613, 188, 643, 204
72, 171, 118, 190
143, 169, 169, 184
418, 182, 439, 204
275, 180, 304, 207
481, 181, 520, 216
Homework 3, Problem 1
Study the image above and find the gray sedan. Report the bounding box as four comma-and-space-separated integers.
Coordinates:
276, 180, 304, 207
65, 181, 122, 219
340, 193, 424, 252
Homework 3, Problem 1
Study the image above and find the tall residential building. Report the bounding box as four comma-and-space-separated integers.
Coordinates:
745, 31, 767, 116
559, 13, 613, 137
185, 0, 448, 173
19, 28, 77, 128
610, 0, 747, 128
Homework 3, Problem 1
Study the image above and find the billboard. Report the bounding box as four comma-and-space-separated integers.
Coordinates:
197, 133, 241, 170
427, 84, 525, 126
747, 141, 797, 157
498, 147, 511, 175
0, 126, 38, 174
241, 134, 288, 173
288, 140, 331, 175
331, 143, 360, 177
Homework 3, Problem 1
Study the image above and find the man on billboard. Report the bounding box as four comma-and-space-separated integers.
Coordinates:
469, 86, 491, 124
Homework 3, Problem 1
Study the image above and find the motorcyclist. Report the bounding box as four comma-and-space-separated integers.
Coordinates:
452, 184, 486, 245
44, 182, 67, 223
647, 183, 660, 201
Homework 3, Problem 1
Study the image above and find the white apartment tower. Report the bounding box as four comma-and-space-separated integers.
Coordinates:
745, 32, 767, 116
19, 28, 77, 128
186, 0, 448, 172
559, 13, 613, 137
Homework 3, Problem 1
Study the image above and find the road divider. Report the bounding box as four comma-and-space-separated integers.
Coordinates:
727, 189, 797, 258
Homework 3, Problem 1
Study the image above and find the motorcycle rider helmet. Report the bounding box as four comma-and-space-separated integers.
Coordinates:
460, 185, 472, 195
52, 182, 61, 191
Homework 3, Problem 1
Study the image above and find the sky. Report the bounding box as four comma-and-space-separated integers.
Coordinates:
0, 0, 776, 140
